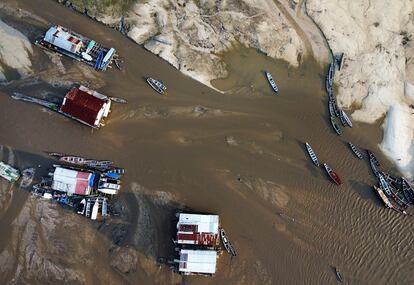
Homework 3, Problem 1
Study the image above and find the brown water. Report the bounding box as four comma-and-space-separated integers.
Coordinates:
0, 0, 413, 284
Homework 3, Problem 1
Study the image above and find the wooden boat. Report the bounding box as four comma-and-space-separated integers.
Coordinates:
334, 53, 345, 71
0, 162, 20, 183
401, 178, 414, 204
327, 62, 335, 85
341, 110, 352, 128
328, 100, 336, 117
146, 77, 167, 94
305, 142, 320, 166
348, 142, 363, 159
366, 150, 380, 177
330, 97, 340, 117
264, 71, 279, 94
323, 163, 342, 185
325, 76, 333, 94
330, 116, 342, 136
55, 155, 113, 169
220, 228, 237, 257
334, 267, 343, 283
378, 173, 392, 196
339, 110, 347, 126
373, 185, 394, 208
109, 97, 127, 104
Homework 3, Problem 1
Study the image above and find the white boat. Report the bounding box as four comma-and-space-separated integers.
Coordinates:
102, 198, 108, 217
146, 77, 167, 94
91, 199, 99, 220
0, 161, 20, 182
341, 110, 353, 128
305, 142, 320, 166
265, 71, 279, 94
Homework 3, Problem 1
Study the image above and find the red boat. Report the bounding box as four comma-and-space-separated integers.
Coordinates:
323, 163, 342, 185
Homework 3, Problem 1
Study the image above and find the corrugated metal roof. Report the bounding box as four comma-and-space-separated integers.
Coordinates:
52, 167, 92, 195
176, 213, 219, 245
178, 250, 217, 274
60, 87, 107, 126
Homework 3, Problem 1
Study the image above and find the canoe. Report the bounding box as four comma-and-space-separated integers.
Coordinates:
323, 163, 342, 185
341, 110, 353, 128
378, 173, 392, 196
330, 116, 342, 136
265, 71, 279, 94
334, 267, 343, 283
109, 96, 127, 104
328, 100, 336, 117
339, 110, 347, 126
91, 199, 99, 220
373, 185, 393, 208
146, 77, 167, 95
220, 228, 237, 256
348, 142, 363, 159
305, 142, 320, 166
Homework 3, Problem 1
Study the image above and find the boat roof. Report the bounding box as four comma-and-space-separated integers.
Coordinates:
178, 249, 217, 274
176, 213, 219, 245
60, 87, 108, 126
52, 166, 95, 195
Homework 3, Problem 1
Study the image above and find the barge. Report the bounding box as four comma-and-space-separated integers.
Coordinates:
35, 25, 117, 71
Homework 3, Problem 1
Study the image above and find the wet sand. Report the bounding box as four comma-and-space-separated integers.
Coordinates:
0, 0, 413, 284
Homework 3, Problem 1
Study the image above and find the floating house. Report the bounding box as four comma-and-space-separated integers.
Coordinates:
33, 161, 123, 220
176, 249, 217, 276
176, 213, 220, 246
0, 162, 20, 183
36, 25, 117, 71
49, 166, 120, 196
11, 85, 111, 128
60, 86, 111, 128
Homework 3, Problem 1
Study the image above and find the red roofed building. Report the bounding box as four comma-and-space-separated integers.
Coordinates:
60, 85, 111, 128
176, 213, 219, 246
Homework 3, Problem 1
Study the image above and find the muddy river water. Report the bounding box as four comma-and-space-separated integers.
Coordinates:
0, 0, 413, 284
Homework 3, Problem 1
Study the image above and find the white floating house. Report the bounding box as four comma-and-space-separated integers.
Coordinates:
37, 25, 116, 71
51, 166, 95, 196
177, 249, 217, 276
176, 213, 219, 246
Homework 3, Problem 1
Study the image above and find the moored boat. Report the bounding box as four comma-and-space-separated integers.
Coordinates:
334, 267, 343, 283
341, 110, 353, 128
378, 173, 392, 196
35, 25, 117, 71
220, 228, 237, 257
330, 116, 342, 136
328, 100, 336, 117
339, 110, 347, 126
373, 185, 393, 208
0, 162, 20, 183
264, 71, 279, 94
146, 77, 167, 94
323, 163, 342, 185
348, 142, 363, 159
305, 142, 320, 166
367, 150, 380, 177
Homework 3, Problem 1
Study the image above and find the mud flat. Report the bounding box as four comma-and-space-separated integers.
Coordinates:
0, 0, 413, 285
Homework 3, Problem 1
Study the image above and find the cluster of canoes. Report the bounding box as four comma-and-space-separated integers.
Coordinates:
325, 54, 352, 136
306, 139, 414, 215
367, 151, 414, 215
